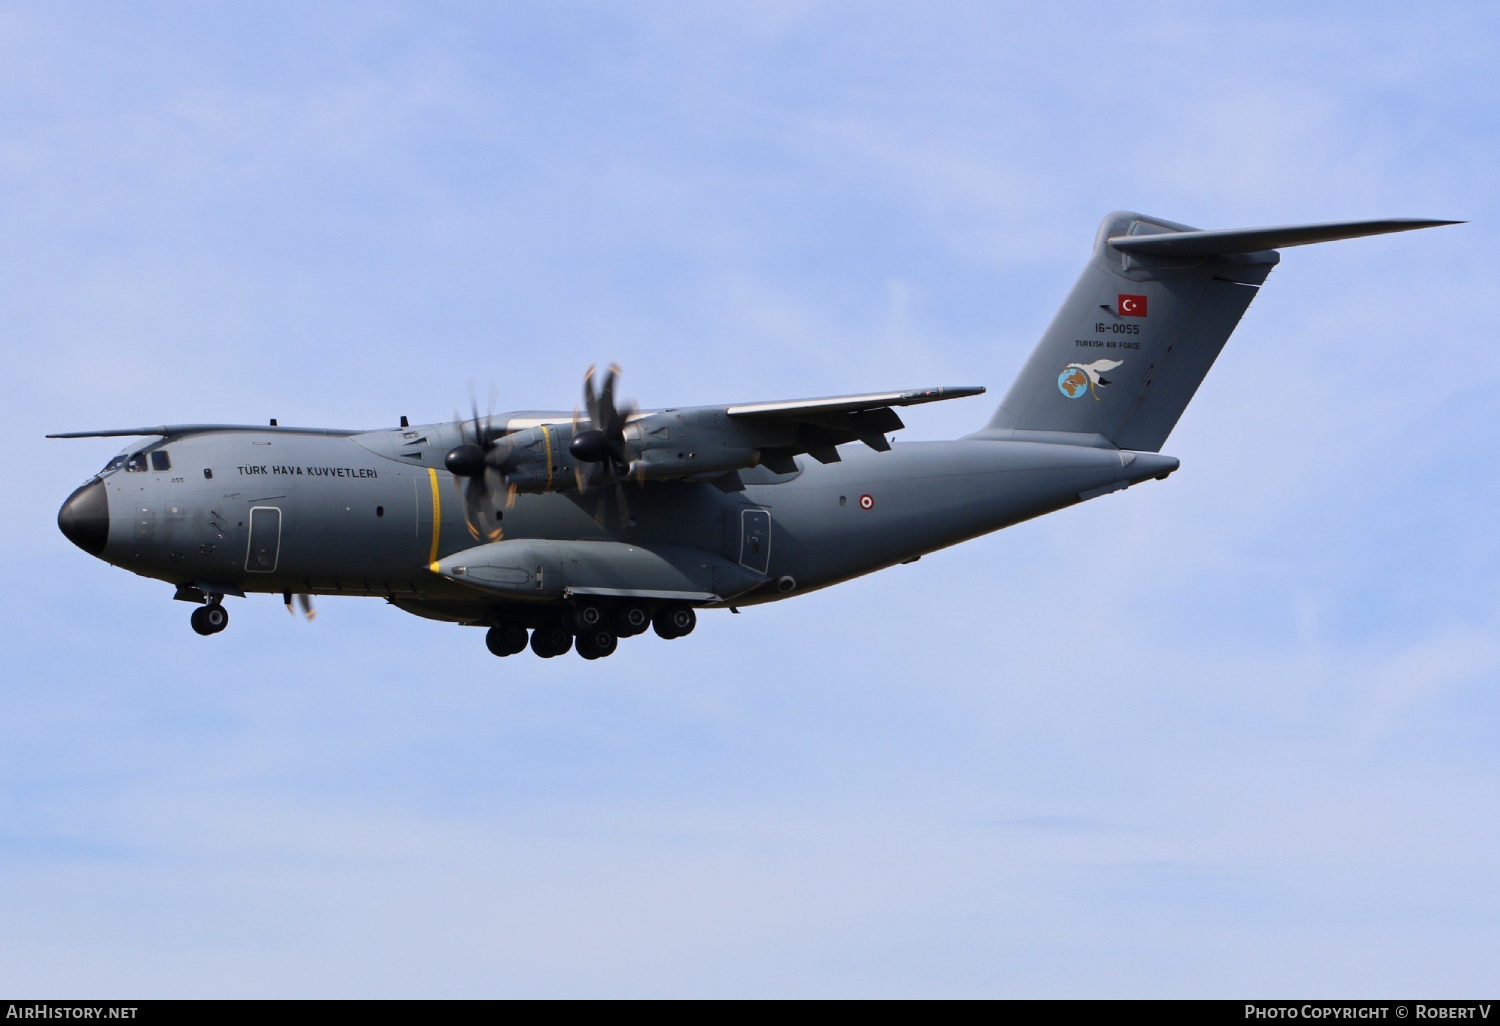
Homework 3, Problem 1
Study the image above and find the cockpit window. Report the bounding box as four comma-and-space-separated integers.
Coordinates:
151, 450, 171, 472
100, 455, 128, 475
125, 452, 149, 472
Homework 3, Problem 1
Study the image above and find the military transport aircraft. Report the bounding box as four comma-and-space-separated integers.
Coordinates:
52, 212, 1458, 660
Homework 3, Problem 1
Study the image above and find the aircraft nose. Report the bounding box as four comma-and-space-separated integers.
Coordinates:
58, 478, 109, 556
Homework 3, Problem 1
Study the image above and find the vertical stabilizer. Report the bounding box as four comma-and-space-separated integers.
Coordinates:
981, 212, 1458, 451
982, 211, 1275, 451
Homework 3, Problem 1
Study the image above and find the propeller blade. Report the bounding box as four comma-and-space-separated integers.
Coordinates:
576, 363, 637, 469
613, 481, 631, 527
599, 364, 619, 433
456, 475, 482, 540
448, 384, 513, 540
468, 383, 484, 446
473, 472, 506, 541
582, 364, 599, 427
283, 590, 315, 621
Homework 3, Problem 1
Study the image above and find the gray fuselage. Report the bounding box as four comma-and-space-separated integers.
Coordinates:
62, 422, 1177, 626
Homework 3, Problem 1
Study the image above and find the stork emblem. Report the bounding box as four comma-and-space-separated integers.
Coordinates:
1057, 359, 1123, 400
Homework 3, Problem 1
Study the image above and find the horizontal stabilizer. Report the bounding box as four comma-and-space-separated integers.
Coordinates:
1109, 218, 1462, 258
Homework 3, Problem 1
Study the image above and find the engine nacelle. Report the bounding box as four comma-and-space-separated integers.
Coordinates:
457, 413, 784, 495
490, 424, 582, 493
625, 410, 763, 481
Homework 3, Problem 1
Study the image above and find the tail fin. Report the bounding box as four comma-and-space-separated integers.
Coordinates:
982, 212, 1459, 452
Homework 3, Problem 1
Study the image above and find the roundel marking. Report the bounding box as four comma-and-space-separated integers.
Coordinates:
1057, 366, 1089, 399
858, 494, 874, 510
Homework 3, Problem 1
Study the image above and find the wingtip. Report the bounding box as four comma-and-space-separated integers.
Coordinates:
908, 385, 987, 399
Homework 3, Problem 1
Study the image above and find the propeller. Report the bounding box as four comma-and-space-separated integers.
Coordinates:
283, 590, 316, 621
444, 389, 507, 542
569, 363, 639, 526
440, 366, 641, 533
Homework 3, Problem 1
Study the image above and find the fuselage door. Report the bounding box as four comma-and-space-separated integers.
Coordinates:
245, 506, 282, 573
739, 508, 771, 575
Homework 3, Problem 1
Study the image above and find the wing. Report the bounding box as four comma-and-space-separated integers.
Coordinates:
47, 424, 360, 439
723, 385, 985, 467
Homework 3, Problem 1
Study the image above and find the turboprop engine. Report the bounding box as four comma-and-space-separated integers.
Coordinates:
443, 365, 773, 534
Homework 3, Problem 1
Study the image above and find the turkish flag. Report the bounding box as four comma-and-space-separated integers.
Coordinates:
1118, 293, 1148, 317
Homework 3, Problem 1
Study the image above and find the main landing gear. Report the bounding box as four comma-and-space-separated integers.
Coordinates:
482, 601, 698, 661
529, 623, 574, 659
190, 601, 229, 636
485, 624, 529, 657
653, 605, 696, 640
575, 626, 618, 661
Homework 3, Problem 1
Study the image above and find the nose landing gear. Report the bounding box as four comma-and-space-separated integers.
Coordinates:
190, 602, 228, 636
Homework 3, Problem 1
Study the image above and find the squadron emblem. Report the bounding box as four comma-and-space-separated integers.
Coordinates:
1057, 358, 1123, 401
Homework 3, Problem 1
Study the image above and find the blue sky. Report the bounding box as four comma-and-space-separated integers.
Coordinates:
2, 1, 1497, 997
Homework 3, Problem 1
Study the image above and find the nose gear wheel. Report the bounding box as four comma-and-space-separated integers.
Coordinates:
190, 604, 228, 636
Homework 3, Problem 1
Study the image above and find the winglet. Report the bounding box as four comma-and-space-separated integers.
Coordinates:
1108, 218, 1463, 258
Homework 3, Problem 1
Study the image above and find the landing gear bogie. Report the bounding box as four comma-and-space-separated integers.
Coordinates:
486, 623, 530, 657
530, 623, 574, 659
479, 600, 701, 658
575, 627, 619, 660
652, 604, 696, 640
614, 602, 650, 637
573, 601, 608, 633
